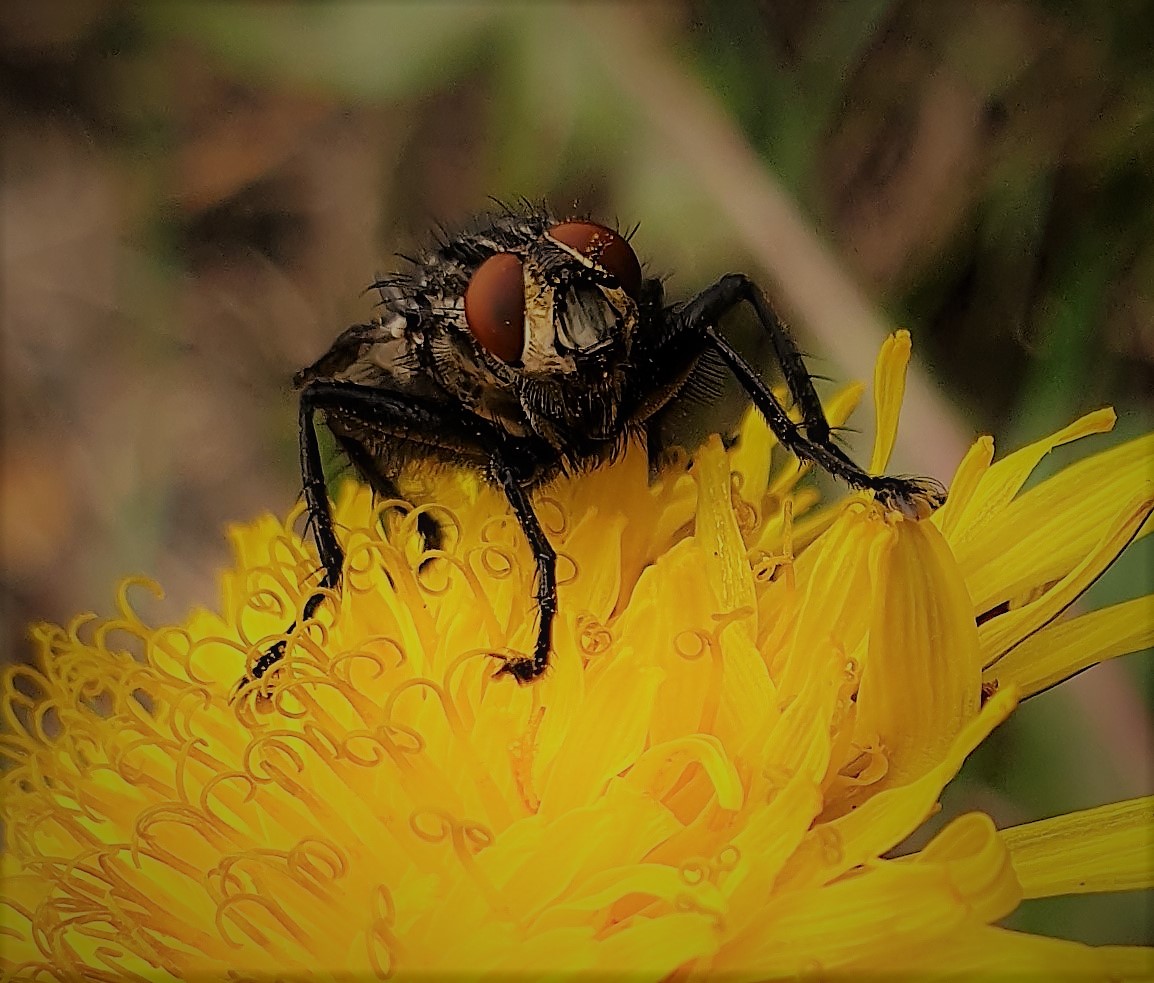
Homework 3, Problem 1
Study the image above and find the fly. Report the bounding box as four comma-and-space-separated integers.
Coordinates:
242, 204, 943, 687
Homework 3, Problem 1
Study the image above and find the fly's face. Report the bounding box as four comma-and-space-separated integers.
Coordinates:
461, 220, 644, 442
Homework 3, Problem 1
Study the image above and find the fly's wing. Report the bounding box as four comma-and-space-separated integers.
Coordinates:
645, 344, 734, 470
645, 297, 784, 473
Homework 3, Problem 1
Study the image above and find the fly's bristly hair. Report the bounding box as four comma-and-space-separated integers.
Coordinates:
241, 201, 945, 688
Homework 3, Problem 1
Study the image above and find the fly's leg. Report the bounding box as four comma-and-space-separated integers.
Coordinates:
237, 396, 345, 689
337, 435, 443, 551
707, 326, 943, 513
677, 275, 944, 514
237, 381, 499, 691
680, 274, 834, 440
488, 460, 557, 682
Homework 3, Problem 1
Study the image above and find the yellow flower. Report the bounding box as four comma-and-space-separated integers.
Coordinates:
2, 332, 1152, 980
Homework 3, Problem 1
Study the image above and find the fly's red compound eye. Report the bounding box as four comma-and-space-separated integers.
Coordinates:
548, 221, 642, 300
464, 252, 526, 363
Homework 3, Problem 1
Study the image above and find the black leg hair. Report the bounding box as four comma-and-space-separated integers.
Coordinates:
336, 434, 443, 551
705, 325, 942, 512
241, 279, 944, 693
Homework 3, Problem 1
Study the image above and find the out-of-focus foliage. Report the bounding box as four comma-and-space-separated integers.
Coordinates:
2, 0, 1149, 947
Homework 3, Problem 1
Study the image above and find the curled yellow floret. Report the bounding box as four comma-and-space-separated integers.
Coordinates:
2, 333, 1151, 981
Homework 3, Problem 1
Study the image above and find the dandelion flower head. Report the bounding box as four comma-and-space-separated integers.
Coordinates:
2, 332, 1152, 980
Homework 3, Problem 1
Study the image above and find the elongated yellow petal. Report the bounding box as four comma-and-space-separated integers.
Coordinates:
910, 812, 1021, 923
623, 735, 743, 810
877, 924, 1154, 980
694, 436, 757, 639
853, 516, 981, 786
985, 595, 1154, 698
615, 540, 736, 744
978, 492, 1154, 664
822, 382, 866, 434
593, 911, 719, 976
558, 507, 625, 622
780, 687, 1018, 892
537, 657, 664, 818
869, 330, 911, 475
758, 646, 841, 787
731, 406, 777, 506
945, 407, 1116, 548
1000, 796, 1154, 897
4, 336, 1150, 980
775, 505, 883, 700
722, 773, 824, 939
733, 384, 863, 524
956, 432, 1154, 612
932, 435, 994, 541
716, 806, 1020, 976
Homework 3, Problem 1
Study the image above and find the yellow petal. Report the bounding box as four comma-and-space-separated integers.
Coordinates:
5, 332, 1151, 981
693, 435, 757, 640
486, 927, 598, 978
932, 435, 995, 541
869, 330, 911, 475
723, 775, 824, 941
956, 431, 1154, 613
908, 812, 1021, 922
532, 864, 723, 935
978, 492, 1154, 665
744, 383, 864, 523
593, 911, 719, 976
536, 657, 663, 819
558, 507, 625, 623
731, 406, 777, 506
853, 516, 982, 786
824, 381, 867, 432
984, 595, 1154, 698
774, 505, 884, 701
780, 687, 1018, 892
1000, 796, 1154, 897
622, 735, 744, 811
615, 540, 734, 744
873, 924, 1154, 980
758, 647, 841, 789
716, 807, 1019, 976
945, 407, 1116, 548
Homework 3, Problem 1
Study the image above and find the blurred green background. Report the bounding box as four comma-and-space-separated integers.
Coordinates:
1, 0, 1150, 946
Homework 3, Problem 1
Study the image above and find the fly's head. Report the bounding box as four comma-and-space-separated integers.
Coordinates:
455, 216, 646, 445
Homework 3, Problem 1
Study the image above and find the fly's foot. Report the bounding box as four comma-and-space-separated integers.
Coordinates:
488, 650, 546, 683
250, 639, 287, 681
232, 639, 287, 701
871, 475, 947, 519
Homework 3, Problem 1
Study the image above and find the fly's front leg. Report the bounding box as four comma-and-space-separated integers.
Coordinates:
675, 275, 945, 514
707, 326, 943, 513
238, 380, 499, 691
679, 273, 836, 443
239, 396, 345, 687
489, 460, 557, 683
